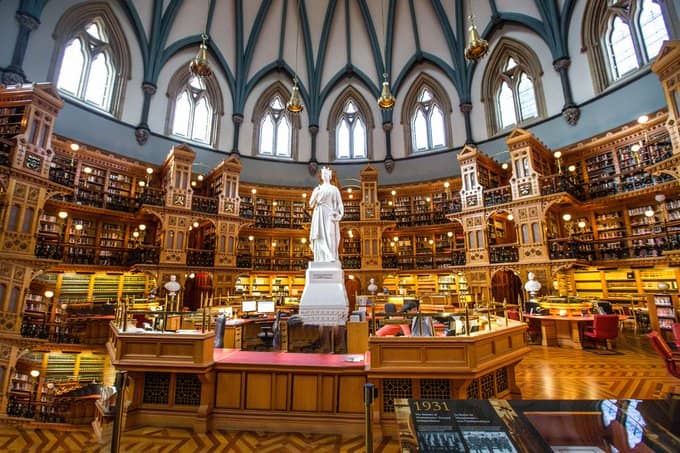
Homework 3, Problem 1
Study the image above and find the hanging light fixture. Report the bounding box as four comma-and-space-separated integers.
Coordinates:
189, 33, 213, 77
378, 73, 396, 109
464, 11, 489, 61
287, 76, 304, 113
287, 2, 304, 113
377, 0, 395, 109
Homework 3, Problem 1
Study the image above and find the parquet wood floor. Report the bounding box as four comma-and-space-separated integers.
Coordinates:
1, 331, 678, 452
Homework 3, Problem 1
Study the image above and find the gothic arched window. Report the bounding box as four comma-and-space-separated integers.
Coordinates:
481, 39, 546, 135
583, 0, 672, 92
337, 101, 367, 159
51, 4, 130, 117
327, 87, 374, 160
411, 88, 446, 152
259, 95, 292, 157
165, 67, 223, 147
401, 74, 452, 155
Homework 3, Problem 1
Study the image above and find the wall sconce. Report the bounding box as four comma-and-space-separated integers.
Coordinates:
74, 224, 83, 232
644, 207, 655, 218
30, 369, 40, 379
393, 236, 399, 242
248, 235, 254, 241
501, 162, 509, 170
44, 290, 54, 299
251, 188, 257, 195
577, 219, 587, 229
83, 166, 92, 174
192, 221, 199, 228
70, 143, 79, 151
562, 213, 572, 222
58, 211, 68, 220
447, 231, 453, 238
507, 214, 514, 221
301, 193, 307, 199
301, 238, 307, 244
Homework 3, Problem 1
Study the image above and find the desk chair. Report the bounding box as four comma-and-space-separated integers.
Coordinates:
256, 325, 275, 350
583, 314, 619, 350
648, 331, 680, 379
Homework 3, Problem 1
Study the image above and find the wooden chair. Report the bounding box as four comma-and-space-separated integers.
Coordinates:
583, 314, 620, 350
648, 331, 680, 379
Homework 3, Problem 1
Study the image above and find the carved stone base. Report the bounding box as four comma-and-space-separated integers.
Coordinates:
135, 125, 150, 145
299, 261, 349, 326
2, 67, 26, 85
562, 105, 580, 125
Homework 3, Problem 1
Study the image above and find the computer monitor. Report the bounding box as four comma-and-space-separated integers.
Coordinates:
257, 300, 276, 314
242, 300, 257, 313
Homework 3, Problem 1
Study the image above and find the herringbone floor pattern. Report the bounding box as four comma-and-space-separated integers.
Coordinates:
1, 332, 678, 452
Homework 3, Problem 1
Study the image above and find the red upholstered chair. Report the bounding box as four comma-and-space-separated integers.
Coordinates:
672, 323, 680, 350
648, 331, 680, 379
583, 314, 620, 350
506, 310, 520, 321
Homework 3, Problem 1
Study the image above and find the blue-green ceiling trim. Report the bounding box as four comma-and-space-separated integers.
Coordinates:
355, 0, 386, 79
408, 0, 422, 58
559, 0, 577, 56
393, 52, 458, 97
428, 0, 466, 99
17, 0, 49, 19
234, 0, 244, 104
149, 0, 183, 81
278, 0, 288, 62
345, 0, 351, 65
115, 0, 149, 68
319, 65, 380, 103
385, 0, 396, 76
242, 0, 273, 82
488, 0, 499, 17
206, 0, 217, 34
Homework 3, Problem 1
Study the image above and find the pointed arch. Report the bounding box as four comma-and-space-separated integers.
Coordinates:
481, 37, 546, 136
251, 82, 301, 159
49, 1, 131, 118
400, 73, 453, 155
165, 65, 224, 147
582, 0, 672, 94
326, 86, 375, 160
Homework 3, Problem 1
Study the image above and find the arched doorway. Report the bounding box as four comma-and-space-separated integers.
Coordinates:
491, 270, 524, 306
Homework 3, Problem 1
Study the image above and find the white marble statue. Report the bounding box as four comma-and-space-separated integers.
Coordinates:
309, 167, 344, 262
164, 275, 181, 296
524, 272, 541, 298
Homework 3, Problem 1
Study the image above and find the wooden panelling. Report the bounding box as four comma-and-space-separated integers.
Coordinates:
215, 372, 241, 408
338, 376, 366, 413
246, 373, 272, 410
320, 376, 335, 412
292, 375, 318, 411
273, 373, 288, 410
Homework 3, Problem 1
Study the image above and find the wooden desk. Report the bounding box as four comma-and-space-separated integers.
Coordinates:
524, 314, 626, 349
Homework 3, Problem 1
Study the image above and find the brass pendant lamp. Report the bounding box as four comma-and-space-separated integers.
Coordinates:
378, 72, 396, 110
464, 14, 489, 61
189, 33, 213, 77
287, 76, 304, 113
377, 0, 395, 110
287, 1, 304, 113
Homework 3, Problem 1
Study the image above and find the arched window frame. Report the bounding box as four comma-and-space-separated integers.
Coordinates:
327, 86, 374, 160
251, 82, 301, 159
582, 0, 675, 94
165, 66, 224, 148
481, 38, 546, 136
400, 73, 453, 155
49, 2, 131, 117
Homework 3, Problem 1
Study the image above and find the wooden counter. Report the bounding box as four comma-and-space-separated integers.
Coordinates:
367, 320, 530, 435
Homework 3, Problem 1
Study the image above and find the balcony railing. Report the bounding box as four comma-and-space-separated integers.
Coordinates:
483, 185, 512, 207
540, 175, 586, 200
191, 194, 218, 214
489, 244, 519, 263
186, 248, 215, 267
138, 187, 164, 206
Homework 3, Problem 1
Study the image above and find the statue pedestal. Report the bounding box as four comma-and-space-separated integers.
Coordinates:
299, 261, 349, 326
